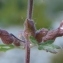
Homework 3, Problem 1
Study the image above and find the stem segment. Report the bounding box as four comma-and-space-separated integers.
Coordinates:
27, 0, 33, 19
25, 0, 33, 63
25, 37, 30, 63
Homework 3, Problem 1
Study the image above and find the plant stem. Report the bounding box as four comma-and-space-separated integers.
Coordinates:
27, 0, 33, 19
25, 38, 30, 63
25, 0, 33, 63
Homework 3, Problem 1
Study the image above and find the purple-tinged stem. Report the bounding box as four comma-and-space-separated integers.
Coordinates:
27, 0, 33, 19
25, 38, 30, 63
25, 0, 33, 63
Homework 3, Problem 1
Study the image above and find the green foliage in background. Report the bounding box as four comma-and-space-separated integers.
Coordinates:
51, 50, 63, 63
0, 0, 63, 28
33, 3, 51, 29
0, 0, 27, 26
0, 0, 51, 29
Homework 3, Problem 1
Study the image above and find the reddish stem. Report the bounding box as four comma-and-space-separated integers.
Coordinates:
25, 38, 30, 63
25, 0, 33, 63
27, 0, 33, 19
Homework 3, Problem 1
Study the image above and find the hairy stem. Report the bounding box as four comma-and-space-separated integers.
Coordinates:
27, 0, 33, 19
25, 37, 30, 63
25, 0, 34, 63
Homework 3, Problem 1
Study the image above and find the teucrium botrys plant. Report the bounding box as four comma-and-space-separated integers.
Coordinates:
0, 0, 63, 63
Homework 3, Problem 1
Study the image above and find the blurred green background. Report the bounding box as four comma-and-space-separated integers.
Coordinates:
0, 0, 52, 29
0, 0, 63, 29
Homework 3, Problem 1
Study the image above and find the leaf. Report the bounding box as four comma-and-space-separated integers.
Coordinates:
29, 36, 38, 45
38, 45, 44, 50
38, 40, 60, 50
38, 44, 57, 53
37, 40, 54, 50
29, 36, 60, 53
40, 40, 54, 45
45, 40, 54, 44
50, 44, 61, 49
44, 48, 57, 54
38, 43, 61, 54
0, 44, 14, 51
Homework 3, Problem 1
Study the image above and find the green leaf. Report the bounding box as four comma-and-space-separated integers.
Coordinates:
0, 44, 14, 51
50, 44, 61, 49
39, 40, 54, 45
45, 40, 54, 44
29, 36, 38, 45
38, 44, 57, 53
38, 45, 44, 50
29, 36, 60, 53
44, 48, 57, 54
38, 40, 59, 50
38, 40, 54, 50
38, 43, 61, 54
